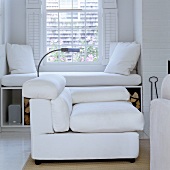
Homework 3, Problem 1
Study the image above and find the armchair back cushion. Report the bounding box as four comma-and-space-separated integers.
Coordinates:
70, 86, 130, 104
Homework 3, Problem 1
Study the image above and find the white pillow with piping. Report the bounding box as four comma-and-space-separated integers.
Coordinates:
104, 42, 140, 75
7, 43, 36, 74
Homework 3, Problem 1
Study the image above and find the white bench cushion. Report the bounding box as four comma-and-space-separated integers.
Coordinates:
70, 101, 144, 133
1, 72, 141, 87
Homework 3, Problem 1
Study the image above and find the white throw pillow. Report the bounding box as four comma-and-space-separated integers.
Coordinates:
104, 42, 140, 75
7, 43, 36, 74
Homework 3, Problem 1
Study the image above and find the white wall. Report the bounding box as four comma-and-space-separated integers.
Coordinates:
4, 0, 134, 44
4, 0, 26, 44
134, 0, 142, 44
134, 0, 170, 136
118, 0, 134, 42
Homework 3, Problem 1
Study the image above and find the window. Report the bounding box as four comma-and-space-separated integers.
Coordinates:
46, 0, 99, 63
26, 0, 118, 68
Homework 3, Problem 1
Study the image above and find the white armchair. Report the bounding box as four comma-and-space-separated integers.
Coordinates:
150, 74, 170, 170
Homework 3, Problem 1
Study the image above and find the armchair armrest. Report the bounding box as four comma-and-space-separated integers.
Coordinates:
150, 98, 170, 170
22, 74, 66, 100
30, 99, 54, 135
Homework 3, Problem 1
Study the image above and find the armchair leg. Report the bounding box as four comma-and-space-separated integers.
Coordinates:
129, 158, 136, 163
35, 159, 42, 165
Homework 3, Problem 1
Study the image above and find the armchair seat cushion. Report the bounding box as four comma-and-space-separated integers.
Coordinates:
70, 101, 144, 133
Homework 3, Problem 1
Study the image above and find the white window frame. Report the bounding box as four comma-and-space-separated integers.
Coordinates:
42, 0, 103, 66
26, 0, 118, 71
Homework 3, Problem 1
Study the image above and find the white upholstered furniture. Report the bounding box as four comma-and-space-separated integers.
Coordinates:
150, 74, 170, 170
22, 75, 144, 165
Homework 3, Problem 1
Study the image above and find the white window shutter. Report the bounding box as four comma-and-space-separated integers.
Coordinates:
102, 9, 118, 65
26, 0, 42, 65
103, 0, 117, 9
0, 0, 3, 44
0, 0, 2, 16
26, 0, 42, 9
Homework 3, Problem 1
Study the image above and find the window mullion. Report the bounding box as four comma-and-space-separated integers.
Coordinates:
58, 12, 60, 50
85, 0, 87, 59
71, 0, 73, 62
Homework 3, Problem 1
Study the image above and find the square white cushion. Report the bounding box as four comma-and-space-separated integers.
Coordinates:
104, 42, 140, 75
51, 88, 72, 132
70, 101, 144, 133
7, 43, 36, 74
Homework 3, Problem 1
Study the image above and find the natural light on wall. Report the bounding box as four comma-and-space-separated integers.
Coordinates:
46, 0, 99, 63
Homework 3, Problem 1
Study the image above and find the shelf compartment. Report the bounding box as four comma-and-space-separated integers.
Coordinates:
1, 88, 23, 127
